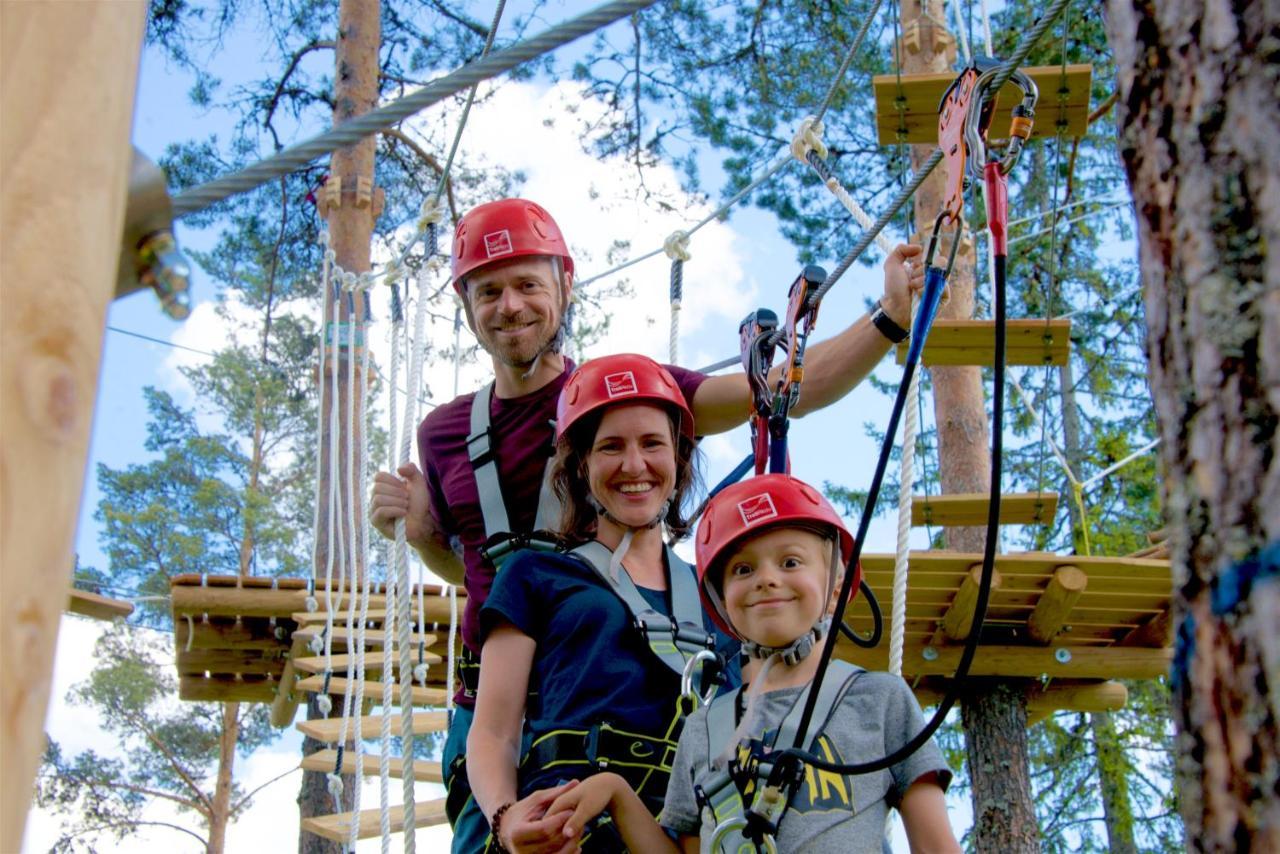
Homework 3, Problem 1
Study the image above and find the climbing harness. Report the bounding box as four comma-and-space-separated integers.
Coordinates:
696, 661, 866, 853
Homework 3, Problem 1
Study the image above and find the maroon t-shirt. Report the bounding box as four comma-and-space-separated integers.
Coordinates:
417, 359, 707, 707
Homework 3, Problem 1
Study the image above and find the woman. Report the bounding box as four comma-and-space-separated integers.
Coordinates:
467, 353, 740, 853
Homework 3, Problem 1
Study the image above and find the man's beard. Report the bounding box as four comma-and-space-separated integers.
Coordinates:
480, 315, 561, 369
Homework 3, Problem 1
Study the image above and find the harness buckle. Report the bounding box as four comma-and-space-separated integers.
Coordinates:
465, 425, 496, 467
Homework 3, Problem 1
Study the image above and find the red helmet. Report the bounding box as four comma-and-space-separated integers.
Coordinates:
556, 354, 695, 444
695, 473, 859, 637
451, 198, 575, 291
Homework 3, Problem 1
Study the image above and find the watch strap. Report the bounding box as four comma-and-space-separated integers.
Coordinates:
870, 300, 909, 343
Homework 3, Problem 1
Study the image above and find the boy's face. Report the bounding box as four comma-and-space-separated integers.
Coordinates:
720, 526, 833, 649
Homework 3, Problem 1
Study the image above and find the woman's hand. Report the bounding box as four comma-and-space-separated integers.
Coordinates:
500, 781, 581, 854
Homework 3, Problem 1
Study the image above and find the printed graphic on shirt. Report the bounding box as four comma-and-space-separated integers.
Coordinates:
734, 734, 855, 815
484, 229, 513, 258
604, 370, 638, 398
737, 493, 779, 526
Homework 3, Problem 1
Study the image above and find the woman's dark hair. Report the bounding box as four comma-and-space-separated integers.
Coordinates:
551, 404, 702, 544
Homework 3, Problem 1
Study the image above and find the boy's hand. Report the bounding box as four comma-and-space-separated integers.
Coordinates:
501, 781, 580, 854
546, 772, 624, 840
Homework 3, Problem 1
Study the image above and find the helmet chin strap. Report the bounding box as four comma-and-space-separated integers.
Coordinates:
589, 495, 671, 581
740, 616, 832, 667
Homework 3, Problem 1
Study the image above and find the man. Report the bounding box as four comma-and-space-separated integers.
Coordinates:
370, 197, 924, 852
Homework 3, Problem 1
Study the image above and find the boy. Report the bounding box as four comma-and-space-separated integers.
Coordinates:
544, 474, 959, 853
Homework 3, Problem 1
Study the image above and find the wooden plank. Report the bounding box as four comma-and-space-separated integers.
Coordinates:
915, 679, 1127, 718
913, 492, 1058, 527
66, 588, 134, 621
301, 797, 448, 842
1027, 565, 1089, 643
296, 711, 449, 743
292, 651, 443, 675
301, 748, 444, 783
859, 551, 1172, 582
172, 584, 459, 623
176, 648, 289, 676
872, 64, 1093, 144
1, 3, 147, 847
175, 616, 291, 650
296, 675, 448, 707
835, 641, 1171, 681
896, 319, 1071, 367
179, 675, 276, 703
292, 626, 437, 647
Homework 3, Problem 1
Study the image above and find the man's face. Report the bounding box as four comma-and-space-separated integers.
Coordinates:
463, 256, 570, 368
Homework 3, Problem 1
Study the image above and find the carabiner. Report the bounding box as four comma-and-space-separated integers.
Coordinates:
680, 648, 720, 708
965, 67, 1039, 180
709, 817, 778, 854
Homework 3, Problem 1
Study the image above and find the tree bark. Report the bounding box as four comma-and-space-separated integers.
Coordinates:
1105, 1, 1280, 849
299, 0, 380, 849
206, 702, 240, 854
897, 2, 1040, 850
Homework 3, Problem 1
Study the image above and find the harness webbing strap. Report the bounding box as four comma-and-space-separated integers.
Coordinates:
570, 541, 713, 676
696, 661, 865, 848
467, 382, 559, 546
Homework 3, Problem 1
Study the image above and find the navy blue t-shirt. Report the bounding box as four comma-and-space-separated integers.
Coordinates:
480, 547, 741, 798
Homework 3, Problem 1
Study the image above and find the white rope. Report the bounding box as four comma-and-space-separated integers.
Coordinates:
791, 117, 895, 256
445, 585, 458, 713
951, 0, 972, 64
393, 257, 437, 854
979, 0, 994, 57
663, 231, 690, 364
1080, 437, 1161, 490
889, 293, 920, 677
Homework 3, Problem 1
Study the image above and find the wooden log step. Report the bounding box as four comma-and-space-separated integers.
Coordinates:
292, 651, 444, 675
296, 675, 448, 706
872, 64, 1093, 145
302, 748, 444, 783
895, 319, 1070, 367
171, 582, 460, 622
301, 797, 449, 842
297, 711, 449, 743
912, 492, 1058, 527
67, 588, 134, 620
292, 626, 436, 647
293, 608, 448, 627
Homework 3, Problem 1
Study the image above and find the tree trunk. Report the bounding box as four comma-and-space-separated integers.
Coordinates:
1105, 1, 1280, 849
206, 702, 240, 854
1091, 710, 1137, 854
300, 0, 380, 848
897, 3, 1040, 850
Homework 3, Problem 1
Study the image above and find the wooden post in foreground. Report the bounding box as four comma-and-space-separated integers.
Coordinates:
0, 2, 147, 849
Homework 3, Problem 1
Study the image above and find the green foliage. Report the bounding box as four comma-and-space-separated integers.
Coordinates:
37, 625, 277, 852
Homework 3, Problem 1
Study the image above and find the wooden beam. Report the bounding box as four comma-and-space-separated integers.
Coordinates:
895, 319, 1071, 367
1027, 565, 1089, 643
171, 584, 458, 623
914, 679, 1127, 719
301, 797, 448, 842
859, 550, 1171, 580
66, 588, 134, 621
292, 651, 443, 675
301, 749, 443, 783
836, 642, 1171, 681
872, 64, 1093, 144
1, 3, 146, 848
296, 675, 448, 707
179, 675, 276, 703
269, 634, 308, 728
175, 616, 290, 650
1118, 608, 1173, 648
176, 648, 288, 676
296, 711, 449, 743
941, 564, 1001, 641
913, 492, 1059, 527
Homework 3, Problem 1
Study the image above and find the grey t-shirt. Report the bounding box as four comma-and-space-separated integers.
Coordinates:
662, 670, 952, 853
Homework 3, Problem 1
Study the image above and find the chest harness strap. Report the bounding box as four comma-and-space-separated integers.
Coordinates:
695, 660, 865, 854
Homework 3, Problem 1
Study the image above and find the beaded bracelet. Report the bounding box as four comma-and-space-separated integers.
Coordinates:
490, 801, 514, 853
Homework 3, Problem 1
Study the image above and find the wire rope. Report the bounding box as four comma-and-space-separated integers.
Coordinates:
171, 0, 662, 218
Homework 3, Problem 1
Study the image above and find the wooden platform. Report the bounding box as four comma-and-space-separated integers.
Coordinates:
896, 319, 1070, 367
301, 797, 449, 843
169, 574, 462, 703
297, 675, 448, 707
67, 588, 134, 620
913, 492, 1058, 527
873, 64, 1093, 145
302, 749, 444, 783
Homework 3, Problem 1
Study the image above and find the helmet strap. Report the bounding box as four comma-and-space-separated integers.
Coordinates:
740, 616, 832, 667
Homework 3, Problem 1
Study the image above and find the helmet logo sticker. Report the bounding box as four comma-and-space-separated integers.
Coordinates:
737, 493, 779, 526
483, 229, 514, 258
604, 371, 639, 398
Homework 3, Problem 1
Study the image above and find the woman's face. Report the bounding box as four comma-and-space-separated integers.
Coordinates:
585, 403, 678, 531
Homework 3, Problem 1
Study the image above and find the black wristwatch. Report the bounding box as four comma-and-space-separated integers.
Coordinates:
870, 299, 909, 343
